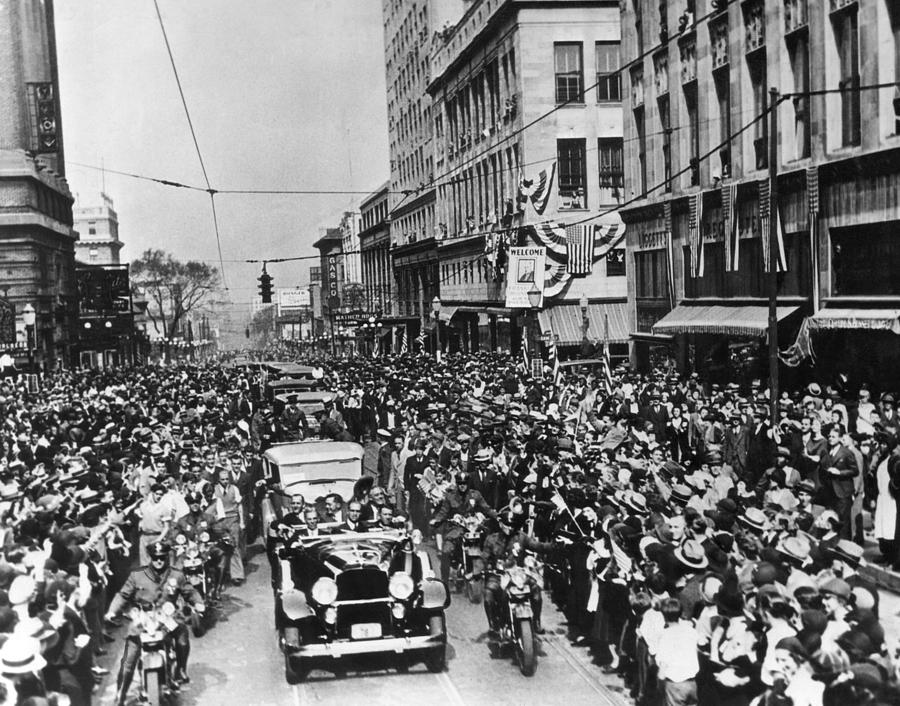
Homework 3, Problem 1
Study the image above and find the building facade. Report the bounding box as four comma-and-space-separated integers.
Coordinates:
0, 0, 77, 370
312, 228, 344, 354
382, 0, 469, 349
427, 0, 629, 355
73, 192, 122, 265
621, 0, 900, 384
358, 182, 393, 315
338, 210, 361, 287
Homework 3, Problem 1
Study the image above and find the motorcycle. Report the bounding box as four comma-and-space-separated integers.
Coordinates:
486, 558, 542, 677
450, 512, 485, 603
174, 534, 220, 637
131, 604, 179, 706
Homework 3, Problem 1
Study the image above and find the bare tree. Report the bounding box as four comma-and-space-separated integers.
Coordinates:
131, 249, 221, 343
249, 304, 277, 348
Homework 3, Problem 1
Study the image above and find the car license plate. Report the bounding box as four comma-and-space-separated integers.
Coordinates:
351, 623, 382, 639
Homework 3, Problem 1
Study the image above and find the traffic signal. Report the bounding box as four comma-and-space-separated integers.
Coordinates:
258, 264, 273, 303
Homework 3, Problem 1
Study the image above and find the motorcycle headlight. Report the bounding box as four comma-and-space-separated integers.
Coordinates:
311, 577, 338, 606
510, 568, 527, 589
199, 531, 211, 543
389, 571, 415, 600
161, 602, 177, 617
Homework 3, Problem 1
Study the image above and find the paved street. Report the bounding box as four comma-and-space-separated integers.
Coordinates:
98, 543, 630, 706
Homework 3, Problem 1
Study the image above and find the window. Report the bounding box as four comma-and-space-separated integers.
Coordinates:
557, 139, 587, 208
635, 250, 669, 299
595, 42, 621, 102
684, 83, 700, 185
554, 43, 583, 103
833, 6, 861, 146
832, 222, 900, 295
659, 95, 672, 191
788, 35, 811, 159
714, 72, 731, 177
748, 54, 768, 169
89, 248, 98, 261
606, 249, 626, 277
88, 227, 96, 235
598, 138, 624, 203
635, 107, 647, 196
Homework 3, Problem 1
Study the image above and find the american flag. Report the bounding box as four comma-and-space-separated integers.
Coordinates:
547, 336, 560, 386
723, 181, 739, 271
399, 327, 408, 354
565, 224, 594, 275
415, 330, 427, 350
521, 326, 529, 369
759, 179, 787, 273
529, 162, 555, 215
600, 340, 613, 393
688, 192, 705, 277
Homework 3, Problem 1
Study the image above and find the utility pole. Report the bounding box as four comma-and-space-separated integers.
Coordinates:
768, 88, 780, 423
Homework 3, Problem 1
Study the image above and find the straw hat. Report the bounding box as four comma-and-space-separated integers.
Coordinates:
0, 635, 46, 675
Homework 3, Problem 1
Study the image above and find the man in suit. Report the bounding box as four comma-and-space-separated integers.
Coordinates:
819, 423, 859, 539
337, 500, 369, 533
642, 392, 669, 442
746, 407, 777, 485
722, 411, 750, 480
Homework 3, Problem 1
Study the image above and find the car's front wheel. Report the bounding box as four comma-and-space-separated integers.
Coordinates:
424, 614, 447, 673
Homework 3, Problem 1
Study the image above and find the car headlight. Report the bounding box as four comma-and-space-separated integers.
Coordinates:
389, 571, 415, 600
510, 568, 527, 589
311, 577, 338, 605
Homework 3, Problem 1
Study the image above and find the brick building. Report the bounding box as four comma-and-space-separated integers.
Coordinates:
0, 0, 77, 370
427, 0, 628, 354
621, 0, 900, 384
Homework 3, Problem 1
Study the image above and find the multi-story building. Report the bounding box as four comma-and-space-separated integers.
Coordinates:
427, 0, 629, 354
621, 0, 900, 383
358, 183, 393, 315
312, 228, 344, 352
382, 0, 467, 346
0, 0, 77, 370
73, 192, 122, 265
338, 210, 361, 287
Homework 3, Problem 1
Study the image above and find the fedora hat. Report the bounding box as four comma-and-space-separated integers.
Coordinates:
0, 635, 46, 675
675, 539, 709, 570
623, 491, 648, 515
778, 535, 811, 564
670, 484, 693, 505
739, 507, 770, 533
829, 539, 864, 568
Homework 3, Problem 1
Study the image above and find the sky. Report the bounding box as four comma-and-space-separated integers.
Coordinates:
54, 0, 390, 302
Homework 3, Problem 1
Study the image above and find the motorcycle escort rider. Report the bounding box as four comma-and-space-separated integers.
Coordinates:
168, 491, 229, 598
429, 471, 496, 585
482, 508, 558, 635
105, 541, 205, 706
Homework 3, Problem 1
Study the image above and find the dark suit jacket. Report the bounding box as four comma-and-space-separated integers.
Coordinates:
820, 444, 858, 498
642, 404, 669, 441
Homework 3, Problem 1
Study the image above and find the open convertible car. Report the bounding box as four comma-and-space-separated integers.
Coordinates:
275, 530, 450, 683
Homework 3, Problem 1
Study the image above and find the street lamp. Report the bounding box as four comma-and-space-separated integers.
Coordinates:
526, 283, 542, 369
431, 295, 442, 362
22, 303, 36, 373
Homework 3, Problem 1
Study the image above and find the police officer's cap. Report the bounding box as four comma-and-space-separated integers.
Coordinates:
148, 542, 171, 559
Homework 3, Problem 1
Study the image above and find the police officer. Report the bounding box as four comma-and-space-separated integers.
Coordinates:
482, 509, 557, 635
430, 472, 496, 584
105, 541, 204, 705
168, 491, 229, 598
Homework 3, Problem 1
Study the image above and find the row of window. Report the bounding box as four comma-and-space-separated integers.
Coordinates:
553, 41, 622, 105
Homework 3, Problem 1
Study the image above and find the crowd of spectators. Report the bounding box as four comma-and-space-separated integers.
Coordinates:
0, 346, 898, 705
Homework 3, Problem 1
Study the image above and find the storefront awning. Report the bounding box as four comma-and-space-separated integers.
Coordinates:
808, 308, 900, 334
438, 305, 459, 323
652, 304, 799, 337
537, 301, 630, 346
455, 306, 509, 316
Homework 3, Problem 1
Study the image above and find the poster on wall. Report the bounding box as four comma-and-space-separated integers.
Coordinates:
505, 246, 546, 309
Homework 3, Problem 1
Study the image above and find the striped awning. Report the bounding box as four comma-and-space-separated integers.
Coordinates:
809, 308, 900, 334
652, 304, 799, 337
537, 301, 629, 346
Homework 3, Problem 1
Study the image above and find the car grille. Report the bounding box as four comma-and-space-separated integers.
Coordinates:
336, 602, 392, 639
336, 569, 388, 602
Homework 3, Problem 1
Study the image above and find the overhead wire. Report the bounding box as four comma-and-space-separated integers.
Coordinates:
423, 0, 741, 191
152, 0, 228, 288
